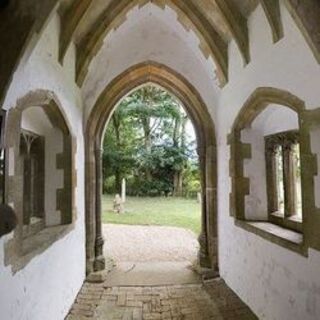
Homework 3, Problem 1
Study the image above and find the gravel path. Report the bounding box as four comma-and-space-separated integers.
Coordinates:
103, 224, 199, 263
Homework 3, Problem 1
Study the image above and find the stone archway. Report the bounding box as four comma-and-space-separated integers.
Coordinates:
85, 62, 218, 275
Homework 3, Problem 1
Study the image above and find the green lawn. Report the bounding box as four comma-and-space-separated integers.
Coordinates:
102, 195, 201, 235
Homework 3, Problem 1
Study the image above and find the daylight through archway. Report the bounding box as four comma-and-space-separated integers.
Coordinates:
85, 62, 218, 277
100, 84, 202, 286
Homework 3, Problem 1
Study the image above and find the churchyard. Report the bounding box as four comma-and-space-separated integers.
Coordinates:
102, 195, 201, 235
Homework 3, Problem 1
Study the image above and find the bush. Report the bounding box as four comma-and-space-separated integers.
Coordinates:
103, 176, 116, 194
126, 178, 172, 197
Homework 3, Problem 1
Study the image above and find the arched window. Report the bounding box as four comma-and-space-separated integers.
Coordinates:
229, 88, 320, 255
19, 105, 72, 236
4, 91, 76, 271
240, 105, 302, 232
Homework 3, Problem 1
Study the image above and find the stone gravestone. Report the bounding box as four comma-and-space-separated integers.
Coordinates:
113, 194, 123, 214
197, 192, 202, 204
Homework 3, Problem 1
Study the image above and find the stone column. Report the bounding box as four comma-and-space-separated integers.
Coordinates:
85, 142, 96, 275
93, 146, 105, 271
205, 145, 218, 271
283, 141, 297, 217
197, 145, 211, 268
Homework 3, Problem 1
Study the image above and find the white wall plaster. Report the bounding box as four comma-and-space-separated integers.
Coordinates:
218, 3, 320, 320
81, 3, 219, 124
1, 1, 320, 320
0, 13, 85, 320
21, 106, 53, 134
242, 126, 268, 220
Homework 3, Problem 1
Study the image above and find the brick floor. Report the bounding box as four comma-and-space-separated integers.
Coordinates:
66, 279, 257, 320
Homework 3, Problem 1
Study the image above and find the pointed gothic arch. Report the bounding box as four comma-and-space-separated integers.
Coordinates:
85, 61, 218, 275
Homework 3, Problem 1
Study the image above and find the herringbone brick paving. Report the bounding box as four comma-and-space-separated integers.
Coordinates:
66, 279, 257, 320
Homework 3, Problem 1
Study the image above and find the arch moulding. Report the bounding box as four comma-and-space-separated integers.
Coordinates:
85, 61, 218, 275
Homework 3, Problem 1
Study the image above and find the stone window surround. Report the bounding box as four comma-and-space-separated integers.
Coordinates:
265, 130, 302, 233
229, 87, 320, 256
3, 90, 77, 273
0, 109, 5, 146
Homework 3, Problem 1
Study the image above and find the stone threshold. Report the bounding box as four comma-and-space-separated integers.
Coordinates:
235, 220, 307, 256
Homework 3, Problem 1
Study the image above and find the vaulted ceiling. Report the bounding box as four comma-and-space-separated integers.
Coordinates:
0, 0, 320, 107
58, 0, 260, 87
80, 3, 222, 116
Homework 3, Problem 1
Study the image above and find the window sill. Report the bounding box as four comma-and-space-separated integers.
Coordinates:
22, 225, 71, 256
270, 212, 302, 223
270, 212, 285, 219
234, 220, 307, 256
22, 217, 45, 239
6, 224, 74, 273
269, 213, 302, 232
288, 215, 303, 223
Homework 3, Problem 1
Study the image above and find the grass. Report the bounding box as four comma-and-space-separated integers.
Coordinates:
102, 195, 201, 235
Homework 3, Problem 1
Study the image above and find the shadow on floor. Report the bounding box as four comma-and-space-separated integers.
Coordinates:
67, 225, 257, 319
66, 278, 258, 320
104, 261, 201, 287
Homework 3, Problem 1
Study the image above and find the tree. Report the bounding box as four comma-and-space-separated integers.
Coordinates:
172, 114, 189, 196
102, 107, 137, 193
102, 85, 200, 197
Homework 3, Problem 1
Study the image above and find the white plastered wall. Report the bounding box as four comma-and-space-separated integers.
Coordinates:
218, 3, 320, 320
1, 1, 320, 320
0, 13, 86, 320
81, 3, 220, 124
